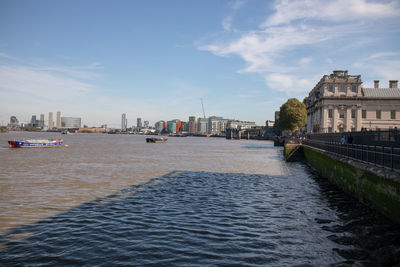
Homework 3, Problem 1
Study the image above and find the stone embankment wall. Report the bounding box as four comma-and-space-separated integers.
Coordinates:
302, 145, 400, 224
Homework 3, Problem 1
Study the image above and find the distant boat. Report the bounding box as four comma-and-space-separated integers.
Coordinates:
8, 139, 63, 148
146, 137, 168, 143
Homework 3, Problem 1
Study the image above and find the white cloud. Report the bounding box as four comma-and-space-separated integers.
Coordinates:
263, 0, 398, 27
265, 73, 314, 93
200, 0, 400, 95
222, 16, 233, 31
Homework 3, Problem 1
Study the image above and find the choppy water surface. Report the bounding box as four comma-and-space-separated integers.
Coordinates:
0, 132, 399, 265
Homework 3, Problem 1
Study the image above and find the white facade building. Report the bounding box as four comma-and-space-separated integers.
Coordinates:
61, 117, 81, 128
306, 70, 400, 133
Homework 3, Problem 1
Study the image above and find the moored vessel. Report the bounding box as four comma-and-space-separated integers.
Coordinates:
8, 139, 63, 148
146, 137, 168, 143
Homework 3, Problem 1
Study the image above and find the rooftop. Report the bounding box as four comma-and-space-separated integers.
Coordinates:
362, 87, 400, 98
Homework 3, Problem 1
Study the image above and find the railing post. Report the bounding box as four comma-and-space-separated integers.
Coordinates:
391, 147, 393, 170
374, 145, 376, 166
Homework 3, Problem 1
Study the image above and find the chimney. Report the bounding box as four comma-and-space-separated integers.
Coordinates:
374, 80, 379, 88
389, 80, 398, 88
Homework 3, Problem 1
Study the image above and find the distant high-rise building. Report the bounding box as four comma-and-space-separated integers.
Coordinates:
143, 120, 149, 129
137, 118, 142, 129
31, 115, 37, 124
30, 115, 39, 127
56, 111, 61, 128
121, 113, 127, 131
48, 112, 54, 129
188, 116, 199, 134
9, 116, 19, 125
61, 117, 81, 128
39, 114, 45, 127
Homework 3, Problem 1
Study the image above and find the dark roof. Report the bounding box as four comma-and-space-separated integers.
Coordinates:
362, 87, 400, 97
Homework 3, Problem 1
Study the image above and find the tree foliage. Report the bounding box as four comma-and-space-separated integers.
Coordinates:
278, 98, 307, 132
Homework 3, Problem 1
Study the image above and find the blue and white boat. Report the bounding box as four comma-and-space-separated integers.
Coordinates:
8, 139, 63, 148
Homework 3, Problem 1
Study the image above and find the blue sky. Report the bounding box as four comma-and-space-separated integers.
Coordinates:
1, 0, 400, 127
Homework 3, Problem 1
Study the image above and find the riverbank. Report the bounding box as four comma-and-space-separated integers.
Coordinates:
286, 142, 400, 223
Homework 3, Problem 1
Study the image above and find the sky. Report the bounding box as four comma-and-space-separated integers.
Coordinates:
1, 0, 400, 127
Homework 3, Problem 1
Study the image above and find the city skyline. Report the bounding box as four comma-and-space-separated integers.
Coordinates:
1, 0, 400, 127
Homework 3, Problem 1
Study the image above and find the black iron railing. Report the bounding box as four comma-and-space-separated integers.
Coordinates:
309, 130, 400, 147
303, 139, 400, 172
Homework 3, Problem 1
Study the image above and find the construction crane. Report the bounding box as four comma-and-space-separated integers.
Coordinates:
201, 98, 206, 119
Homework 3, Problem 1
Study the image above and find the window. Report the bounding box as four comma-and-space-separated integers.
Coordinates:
362, 110, 366, 119
328, 127, 333, 133
351, 127, 356, 132
391, 110, 396, 119
339, 85, 346, 93
328, 109, 333, 118
351, 85, 357, 92
376, 110, 381, 119
328, 85, 334, 92
340, 111, 344, 119
351, 109, 356, 119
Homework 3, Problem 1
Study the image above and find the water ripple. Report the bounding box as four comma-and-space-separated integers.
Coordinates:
1, 170, 400, 265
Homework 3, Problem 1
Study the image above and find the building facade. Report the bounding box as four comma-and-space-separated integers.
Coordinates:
188, 116, 199, 134
154, 120, 166, 133
48, 112, 54, 129
207, 116, 229, 135
306, 70, 400, 133
61, 117, 81, 128
197, 118, 208, 134
56, 111, 61, 128
137, 118, 142, 129
121, 113, 127, 131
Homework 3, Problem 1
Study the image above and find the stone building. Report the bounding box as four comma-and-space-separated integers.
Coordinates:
306, 70, 400, 133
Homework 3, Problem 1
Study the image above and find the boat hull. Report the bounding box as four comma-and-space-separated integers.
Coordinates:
146, 137, 168, 143
8, 139, 63, 148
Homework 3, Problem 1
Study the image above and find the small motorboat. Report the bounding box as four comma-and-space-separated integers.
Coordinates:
146, 137, 168, 143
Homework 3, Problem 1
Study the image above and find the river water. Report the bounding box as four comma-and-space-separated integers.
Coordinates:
0, 132, 399, 265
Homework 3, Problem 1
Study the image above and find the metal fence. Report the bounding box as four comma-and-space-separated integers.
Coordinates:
308, 130, 400, 147
303, 139, 400, 172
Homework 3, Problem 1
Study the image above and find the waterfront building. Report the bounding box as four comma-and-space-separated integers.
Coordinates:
39, 114, 45, 127
61, 117, 81, 128
167, 120, 177, 134
56, 111, 61, 128
188, 116, 199, 134
226, 120, 257, 130
197, 118, 208, 134
306, 70, 400, 133
48, 112, 54, 129
154, 120, 166, 133
208, 116, 229, 135
181, 121, 188, 132
121, 113, 127, 131
143, 120, 149, 129
137, 118, 142, 129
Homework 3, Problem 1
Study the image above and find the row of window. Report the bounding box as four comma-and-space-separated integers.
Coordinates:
327, 109, 396, 119
327, 84, 357, 93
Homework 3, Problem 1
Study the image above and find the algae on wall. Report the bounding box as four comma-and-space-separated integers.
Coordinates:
303, 146, 400, 224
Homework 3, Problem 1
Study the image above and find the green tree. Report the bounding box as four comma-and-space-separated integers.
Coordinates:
278, 98, 307, 132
